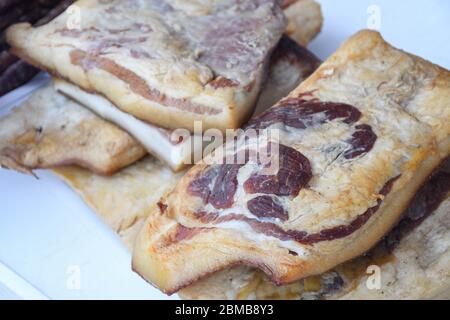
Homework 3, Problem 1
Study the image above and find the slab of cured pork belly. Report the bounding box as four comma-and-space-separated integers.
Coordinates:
55, 159, 450, 300
4, 0, 322, 172
132, 30, 450, 294
54, 35, 321, 171
179, 161, 450, 299
0, 31, 320, 176
52, 40, 322, 248
0, 84, 145, 176
50, 0, 322, 171
6, 0, 289, 132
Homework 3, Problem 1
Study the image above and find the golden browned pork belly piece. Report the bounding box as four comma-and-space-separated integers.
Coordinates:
180, 164, 450, 299
52, 39, 322, 246
1, 0, 323, 175
6, 0, 289, 131
132, 30, 450, 295
0, 85, 146, 175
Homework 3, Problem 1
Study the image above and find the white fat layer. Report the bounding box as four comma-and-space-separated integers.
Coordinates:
54, 80, 205, 171
216, 218, 308, 257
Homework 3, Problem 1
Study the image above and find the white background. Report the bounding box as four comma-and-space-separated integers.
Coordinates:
0, 0, 449, 299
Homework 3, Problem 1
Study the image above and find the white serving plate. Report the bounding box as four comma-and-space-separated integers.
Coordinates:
0, 0, 449, 299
